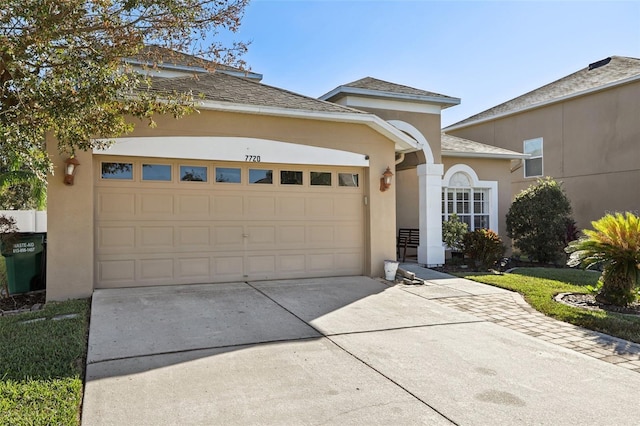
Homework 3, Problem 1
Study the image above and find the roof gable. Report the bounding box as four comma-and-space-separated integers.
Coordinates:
320, 76, 460, 108
447, 56, 640, 129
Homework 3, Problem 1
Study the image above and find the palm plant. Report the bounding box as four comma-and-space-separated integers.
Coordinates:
566, 212, 640, 306
0, 160, 47, 210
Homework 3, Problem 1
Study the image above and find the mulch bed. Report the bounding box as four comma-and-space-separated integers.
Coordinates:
558, 293, 640, 317
0, 290, 46, 315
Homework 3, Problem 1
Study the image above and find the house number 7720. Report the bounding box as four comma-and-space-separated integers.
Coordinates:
245, 155, 261, 162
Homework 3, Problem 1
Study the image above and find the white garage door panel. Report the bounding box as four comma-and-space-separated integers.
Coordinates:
95, 158, 365, 288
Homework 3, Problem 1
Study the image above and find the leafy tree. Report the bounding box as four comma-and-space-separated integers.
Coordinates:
442, 213, 468, 252
506, 177, 573, 263
1, 0, 249, 185
0, 170, 46, 210
566, 212, 640, 306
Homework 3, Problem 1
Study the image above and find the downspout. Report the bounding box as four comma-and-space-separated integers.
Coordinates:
395, 152, 405, 165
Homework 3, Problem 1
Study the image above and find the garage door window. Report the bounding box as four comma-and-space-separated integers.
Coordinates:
142, 164, 171, 181
249, 169, 273, 184
216, 167, 241, 183
310, 172, 331, 186
281, 170, 303, 185
180, 166, 207, 182
338, 173, 359, 187
101, 162, 133, 180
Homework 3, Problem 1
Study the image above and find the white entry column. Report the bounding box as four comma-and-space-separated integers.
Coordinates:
417, 162, 444, 266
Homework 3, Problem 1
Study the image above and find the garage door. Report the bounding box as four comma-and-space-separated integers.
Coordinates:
94, 156, 365, 288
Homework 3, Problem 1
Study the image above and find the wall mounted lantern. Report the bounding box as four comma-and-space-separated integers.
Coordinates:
64, 156, 80, 186
380, 166, 393, 192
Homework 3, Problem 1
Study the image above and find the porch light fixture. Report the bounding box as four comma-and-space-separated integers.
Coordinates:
63, 156, 80, 186
380, 166, 393, 192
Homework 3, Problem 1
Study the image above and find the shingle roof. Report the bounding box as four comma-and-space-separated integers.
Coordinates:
126, 45, 262, 80
447, 56, 640, 129
344, 77, 458, 100
320, 77, 460, 107
441, 133, 525, 159
149, 72, 365, 114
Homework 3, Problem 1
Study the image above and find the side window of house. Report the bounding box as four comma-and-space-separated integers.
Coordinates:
523, 137, 543, 178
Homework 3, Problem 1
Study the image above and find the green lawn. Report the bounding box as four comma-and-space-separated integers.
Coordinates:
0, 299, 90, 426
460, 267, 640, 344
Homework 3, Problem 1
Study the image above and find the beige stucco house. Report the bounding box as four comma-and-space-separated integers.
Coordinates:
45, 52, 523, 301
445, 56, 640, 230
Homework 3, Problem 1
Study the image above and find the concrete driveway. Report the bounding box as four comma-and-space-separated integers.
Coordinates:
83, 275, 640, 425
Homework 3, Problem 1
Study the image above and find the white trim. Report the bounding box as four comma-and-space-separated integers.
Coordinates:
334, 96, 442, 114
387, 120, 434, 164
196, 100, 423, 153
417, 163, 445, 266
445, 74, 640, 131
442, 164, 499, 233
94, 137, 370, 167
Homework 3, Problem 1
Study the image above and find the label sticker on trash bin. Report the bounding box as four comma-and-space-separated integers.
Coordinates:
12, 242, 36, 254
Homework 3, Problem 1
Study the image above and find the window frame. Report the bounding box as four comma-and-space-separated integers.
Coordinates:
441, 187, 490, 232
179, 165, 208, 182
100, 162, 134, 180
523, 137, 543, 178
142, 163, 172, 182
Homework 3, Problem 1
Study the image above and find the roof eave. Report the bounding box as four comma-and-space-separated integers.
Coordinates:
123, 58, 263, 80
442, 151, 528, 160
196, 100, 423, 153
445, 73, 640, 131
320, 86, 461, 108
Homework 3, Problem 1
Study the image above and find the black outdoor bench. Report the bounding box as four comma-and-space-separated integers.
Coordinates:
396, 228, 419, 262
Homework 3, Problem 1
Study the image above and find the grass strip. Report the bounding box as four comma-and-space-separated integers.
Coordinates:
0, 298, 89, 426
460, 267, 640, 344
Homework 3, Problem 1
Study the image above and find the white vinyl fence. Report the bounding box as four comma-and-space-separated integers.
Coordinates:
0, 210, 47, 232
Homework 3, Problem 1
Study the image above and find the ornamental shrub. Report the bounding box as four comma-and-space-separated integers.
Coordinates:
463, 229, 505, 270
442, 213, 468, 252
506, 177, 573, 263
566, 212, 640, 306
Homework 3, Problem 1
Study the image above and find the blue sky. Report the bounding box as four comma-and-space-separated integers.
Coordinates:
222, 1, 640, 127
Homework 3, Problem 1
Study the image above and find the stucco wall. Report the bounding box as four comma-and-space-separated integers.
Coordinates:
395, 169, 419, 230
448, 80, 640, 229
46, 109, 399, 299
45, 143, 94, 301
353, 108, 442, 162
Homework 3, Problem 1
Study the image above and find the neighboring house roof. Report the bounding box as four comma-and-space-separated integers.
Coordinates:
150, 72, 364, 114
125, 45, 263, 81
446, 56, 640, 130
441, 133, 527, 159
319, 77, 460, 108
